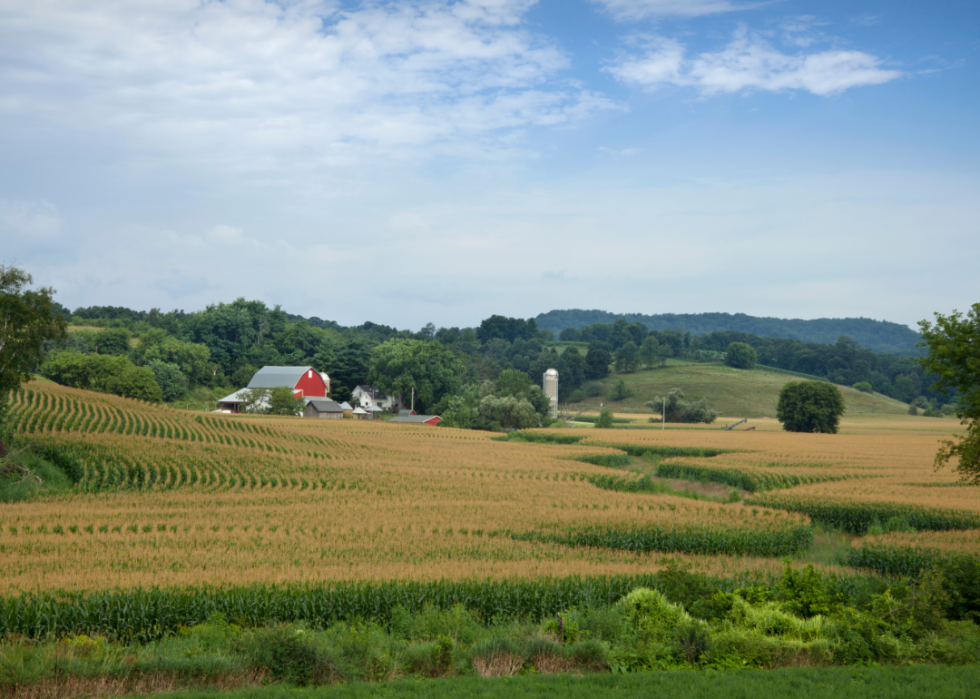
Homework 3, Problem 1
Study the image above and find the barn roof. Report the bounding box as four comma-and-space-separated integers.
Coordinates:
247, 366, 315, 389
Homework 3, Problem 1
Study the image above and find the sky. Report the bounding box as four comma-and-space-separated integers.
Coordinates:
1, 0, 978, 331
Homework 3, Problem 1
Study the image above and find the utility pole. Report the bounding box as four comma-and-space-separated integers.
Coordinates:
662, 397, 666, 431
411, 387, 415, 412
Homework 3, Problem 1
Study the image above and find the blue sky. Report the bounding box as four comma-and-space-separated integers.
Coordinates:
1, 0, 978, 331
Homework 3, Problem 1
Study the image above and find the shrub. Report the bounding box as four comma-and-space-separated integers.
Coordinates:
596, 407, 614, 429
853, 382, 873, 393
238, 624, 324, 685
610, 379, 633, 401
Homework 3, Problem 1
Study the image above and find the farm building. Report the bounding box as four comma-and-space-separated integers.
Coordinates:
304, 399, 344, 419
352, 385, 400, 412
388, 410, 442, 426
248, 366, 329, 397
216, 365, 330, 413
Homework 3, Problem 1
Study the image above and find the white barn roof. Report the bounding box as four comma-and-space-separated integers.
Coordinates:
247, 366, 314, 389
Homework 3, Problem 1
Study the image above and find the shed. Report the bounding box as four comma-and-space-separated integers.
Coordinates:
388, 413, 442, 426
304, 399, 344, 419
352, 407, 369, 420
339, 401, 353, 416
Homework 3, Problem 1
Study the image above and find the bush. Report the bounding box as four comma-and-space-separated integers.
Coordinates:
776, 381, 845, 434
238, 624, 324, 685
596, 407, 614, 428
853, 382, 873, 393
908, 403, 919, 416
610, 379, 633, 401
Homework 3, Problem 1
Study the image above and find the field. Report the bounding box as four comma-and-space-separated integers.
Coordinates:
0, 380, 975, 597
568, 360, 910, 417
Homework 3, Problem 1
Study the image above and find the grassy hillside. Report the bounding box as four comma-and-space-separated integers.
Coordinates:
570, 360, 909, 418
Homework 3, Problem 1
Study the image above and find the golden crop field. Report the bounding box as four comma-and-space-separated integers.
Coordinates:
0, 381, 976, 594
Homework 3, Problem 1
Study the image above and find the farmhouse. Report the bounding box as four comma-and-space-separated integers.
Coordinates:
352, 385, 400, 412
304, 399, 344, 419
216, 365, 330, 413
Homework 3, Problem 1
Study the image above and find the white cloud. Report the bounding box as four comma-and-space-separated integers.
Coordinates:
607, 27, 901, 95
591, 0, 754, 20
0, 0, 612, 171
0, 199, 61, 238
0, 199, 72, 264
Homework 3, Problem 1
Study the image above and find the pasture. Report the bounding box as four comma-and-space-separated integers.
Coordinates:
567, 360, 911, 417
0, 381, 975, 596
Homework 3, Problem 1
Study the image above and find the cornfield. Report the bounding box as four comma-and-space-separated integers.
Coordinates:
0, 380, 977, 607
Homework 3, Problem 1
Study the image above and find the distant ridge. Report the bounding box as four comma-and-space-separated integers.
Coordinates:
535, 310, 923, 356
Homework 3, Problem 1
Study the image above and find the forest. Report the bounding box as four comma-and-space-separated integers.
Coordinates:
36, 301, 952, 427
537, 310, 924, 356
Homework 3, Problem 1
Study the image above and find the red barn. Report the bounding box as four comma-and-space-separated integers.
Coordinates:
248, 366, 329, 397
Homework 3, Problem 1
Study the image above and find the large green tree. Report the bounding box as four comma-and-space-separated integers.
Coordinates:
918, 304, 980, 482
776, 381, 845, 434
0, 265, 67, 414
368, 339, 465, 412
725, 342, 757, 369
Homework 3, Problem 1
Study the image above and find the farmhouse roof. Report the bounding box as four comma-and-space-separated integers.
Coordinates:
307, 399, 343, 413
247, 366, 315, 389
218, 389, 249, 404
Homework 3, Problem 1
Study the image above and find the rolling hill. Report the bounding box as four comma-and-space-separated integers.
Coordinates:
569, 360, 911, 418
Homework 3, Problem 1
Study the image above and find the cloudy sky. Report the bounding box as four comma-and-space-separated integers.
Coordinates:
2, 0, 977, 330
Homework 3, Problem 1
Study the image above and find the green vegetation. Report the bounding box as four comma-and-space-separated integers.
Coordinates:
746, 494, 980, 534
565, 362, 905, 417
3, 564, 980, 694
0, 264, 67, 413
130, 666, 980, 699
776, 382, 846, 434
537, 309, 924, 355
725, 342, 757, 369
917, 303, 980, 483
646, 388, 716, 424
518, 523, 813, 557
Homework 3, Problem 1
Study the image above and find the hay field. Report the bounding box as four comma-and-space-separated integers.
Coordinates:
0, 381, 975, 594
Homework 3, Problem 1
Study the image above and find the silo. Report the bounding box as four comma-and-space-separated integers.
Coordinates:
543, 368, 559, 420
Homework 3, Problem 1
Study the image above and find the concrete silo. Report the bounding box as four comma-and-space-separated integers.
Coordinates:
543, 368, 559, 420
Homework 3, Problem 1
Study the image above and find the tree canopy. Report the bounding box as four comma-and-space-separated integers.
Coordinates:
776, 381, 845, 434
368, 339, 466, 413
918, 304, 980, 482
725, 342, 757, 369
646, 388, 716, 424
0, 266, 67, 411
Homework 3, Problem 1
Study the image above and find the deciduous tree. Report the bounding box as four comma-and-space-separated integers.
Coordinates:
0, 265, 67, 415
918, 304, 980, 482
776, 381, 845, 434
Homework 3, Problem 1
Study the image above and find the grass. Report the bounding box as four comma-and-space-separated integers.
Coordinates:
568, 361, 909, 418
127, 665, 980, 699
